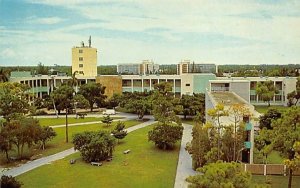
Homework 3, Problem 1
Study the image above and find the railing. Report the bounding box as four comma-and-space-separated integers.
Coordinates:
211, 87, 230, 92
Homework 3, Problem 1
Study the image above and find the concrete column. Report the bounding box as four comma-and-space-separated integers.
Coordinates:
141, 78, 144, 91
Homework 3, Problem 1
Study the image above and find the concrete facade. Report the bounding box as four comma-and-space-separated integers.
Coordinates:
96, 76, 122, 98
72, 46, 97, 77
9, 72, 298, 107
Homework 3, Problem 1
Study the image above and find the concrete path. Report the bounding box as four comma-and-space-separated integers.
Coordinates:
49, 117, 133, 128
174, 123, 196, 188
1, 118, 156, 177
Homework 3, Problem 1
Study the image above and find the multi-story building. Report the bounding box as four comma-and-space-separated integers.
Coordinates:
72, 36, 97, 77
177, 60, 217, 75
117, 60, 159, 75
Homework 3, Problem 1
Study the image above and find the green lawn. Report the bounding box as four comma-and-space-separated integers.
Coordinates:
0, 120, 143, 166
254, 149, 284, 164
254, 105, 288, 114
251, 175, 300, 188
17, 125, 180, 188
37, 117, 122, 127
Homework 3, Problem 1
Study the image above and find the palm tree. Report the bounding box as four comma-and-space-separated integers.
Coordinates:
68, 71, 79, 93
0, 69, 9, 82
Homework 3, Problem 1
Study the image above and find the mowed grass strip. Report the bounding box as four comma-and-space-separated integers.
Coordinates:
251, 175, 300, 188
37, 117, 122, 127
0, 120, 144, 165
17, 125, 179, 188
254, 105, 288, 114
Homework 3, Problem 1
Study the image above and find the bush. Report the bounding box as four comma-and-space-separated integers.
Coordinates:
73, 131, 116, 162
1, 175, 23, 188
148, 123, 183, 150
32, 110, 48, 116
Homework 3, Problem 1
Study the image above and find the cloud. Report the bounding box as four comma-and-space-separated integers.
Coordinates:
0, 48, 17, 58
1, 0, 300, 66
26, 16, 65, 25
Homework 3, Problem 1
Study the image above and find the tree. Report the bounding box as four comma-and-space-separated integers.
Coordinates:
255, 128, 273, 164
125, 97, 151, 119
73, 131, 116, 162
271, 106, 300, 188
180, 93, 205, 120
39, 126, 57, 150
148, 123, 183, 150
259, 108, 281, 130
0, 127, 12, 161
186, 162, 252, 188
0, 68, 9, 82
188, 123, 210, 170
102, 115, 113, 127
36, 62, 49, 75
287, 77, 300, 106
1, 175, 23, 188
50, 85, 74, 142
207, 103, 229, 160
79, 82, 106, 112
107, 93, 121, 109
152, 82, 181, 125
0, 82, 30, 121
229, 103, 249, 161
5, 117, 41, 158
111, 121, 127, 143
255, 81, 278, 106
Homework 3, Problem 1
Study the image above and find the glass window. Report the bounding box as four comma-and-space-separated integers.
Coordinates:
79, 49, 83, 53
79, 64, 83, 68
79, 57, 83, 61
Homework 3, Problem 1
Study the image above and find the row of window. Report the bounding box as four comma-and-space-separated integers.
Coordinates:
250, 94, 283, 102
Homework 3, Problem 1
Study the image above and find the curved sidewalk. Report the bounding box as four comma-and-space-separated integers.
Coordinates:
1, 119, 156, 177
174, 123, 196, 188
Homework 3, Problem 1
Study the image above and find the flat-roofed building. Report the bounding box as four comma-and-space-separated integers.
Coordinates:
72, 37, 97, 77
177, 60, 217, 75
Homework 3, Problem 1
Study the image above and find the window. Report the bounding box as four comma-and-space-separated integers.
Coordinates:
79, 64, 83, 68
185, 83, 190, 86
79, 49, 83, 53
79, 71, 84, 74
79, 57, 83, 61
250, 95, 256, 101
275, 95, 282, 101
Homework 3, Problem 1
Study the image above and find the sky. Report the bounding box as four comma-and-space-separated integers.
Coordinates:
0, 0, 300, 66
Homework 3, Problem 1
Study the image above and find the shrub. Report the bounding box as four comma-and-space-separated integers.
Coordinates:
148, 123, 183, 150
73, 131, 116, 162
1, 175, 23, 188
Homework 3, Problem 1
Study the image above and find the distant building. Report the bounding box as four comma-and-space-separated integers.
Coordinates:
72, 36, 97, 77
117, 63, 140, 75
117, 60, 159, 75
177, 60, 217, 75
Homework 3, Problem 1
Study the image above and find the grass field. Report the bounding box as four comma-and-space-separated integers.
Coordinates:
37, 117, 122, 127
0, 120, 143, 166
254, 105, 288, 114
16, 125, 180, 188
252, 175, 300, 188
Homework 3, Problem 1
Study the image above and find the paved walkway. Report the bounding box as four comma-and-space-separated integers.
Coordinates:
49, 117, 132, 128
174, 123, 196, 188
1, 118, 156, 177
